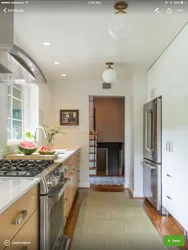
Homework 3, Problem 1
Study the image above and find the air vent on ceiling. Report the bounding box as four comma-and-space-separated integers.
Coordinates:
102, 83, 111, 89
0, 63, 12, 73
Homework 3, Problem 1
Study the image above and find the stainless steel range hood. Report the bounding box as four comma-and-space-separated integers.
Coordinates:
0, 5, 47, 84
0, 45, 47, 84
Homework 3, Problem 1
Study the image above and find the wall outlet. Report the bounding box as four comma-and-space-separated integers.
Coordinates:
169, 141, 173, 152
166, 141, 170, 151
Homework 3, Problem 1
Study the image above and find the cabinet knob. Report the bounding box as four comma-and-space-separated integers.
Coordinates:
166, 174, 172, 178
64, 198, 68, 204
78, 180, 80, 183
78, 170, 80, 172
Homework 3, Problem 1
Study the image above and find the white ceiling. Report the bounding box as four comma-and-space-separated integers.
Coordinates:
14, 1, 188, 81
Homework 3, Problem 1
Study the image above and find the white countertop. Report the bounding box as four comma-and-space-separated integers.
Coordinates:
0, 178, 40, 214
54, 148, 80, 163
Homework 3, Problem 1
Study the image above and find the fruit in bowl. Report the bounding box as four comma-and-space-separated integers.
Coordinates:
38, 146, 55, 155
18, 141, 37, 155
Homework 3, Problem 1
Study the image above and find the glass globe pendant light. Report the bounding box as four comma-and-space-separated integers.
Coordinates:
108, 1, 128, 40
102, 62, 117, 83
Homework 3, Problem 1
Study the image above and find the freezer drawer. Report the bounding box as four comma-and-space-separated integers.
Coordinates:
142, 161, 163, 213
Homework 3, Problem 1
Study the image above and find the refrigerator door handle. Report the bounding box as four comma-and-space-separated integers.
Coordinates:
145, 112, 150, 152
145, 111, 153, 152
141, 161, 156, 170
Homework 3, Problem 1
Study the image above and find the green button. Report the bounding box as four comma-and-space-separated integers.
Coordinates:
164, 235, 184, 246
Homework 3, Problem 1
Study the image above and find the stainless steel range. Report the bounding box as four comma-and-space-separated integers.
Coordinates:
0, 159, 70, 250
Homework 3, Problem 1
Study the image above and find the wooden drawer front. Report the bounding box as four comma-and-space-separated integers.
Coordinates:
4, 209, 39, 250
64, 186, 72, 219
64, 168, 74, 178
0, 186, 38, 250
63, 154, 76, 167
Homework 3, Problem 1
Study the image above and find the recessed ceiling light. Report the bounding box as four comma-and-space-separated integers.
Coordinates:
54, 61, 60, 65
62, 74, 66, 77
43, 41, 51, 46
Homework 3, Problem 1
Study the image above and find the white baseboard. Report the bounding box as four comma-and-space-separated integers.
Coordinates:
79, 181, 90, 188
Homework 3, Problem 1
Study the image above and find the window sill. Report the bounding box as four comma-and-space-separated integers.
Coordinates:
7, 140, 21, 146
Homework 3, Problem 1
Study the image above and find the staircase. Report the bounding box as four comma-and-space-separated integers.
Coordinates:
89, 131, 97, 175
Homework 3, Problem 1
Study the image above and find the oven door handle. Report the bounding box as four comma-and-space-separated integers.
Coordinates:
48, 179, 70, 210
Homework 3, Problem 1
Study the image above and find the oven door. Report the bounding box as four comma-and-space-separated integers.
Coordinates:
48, 179, 70, 250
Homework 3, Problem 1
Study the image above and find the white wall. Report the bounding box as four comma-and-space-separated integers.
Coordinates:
147, 24, 188, 231
38, 83, 52, 146
49, 76, 133, 188
132, 71, 147, 197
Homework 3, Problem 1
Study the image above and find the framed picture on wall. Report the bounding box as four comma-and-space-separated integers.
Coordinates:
60, 110, 79, 126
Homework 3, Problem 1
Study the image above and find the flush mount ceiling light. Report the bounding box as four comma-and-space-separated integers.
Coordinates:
62, 74, 66, 77
43, 41, 51, 46
108, 1, 128, 40
54, 61, 60, 65
102, 62, 117, 83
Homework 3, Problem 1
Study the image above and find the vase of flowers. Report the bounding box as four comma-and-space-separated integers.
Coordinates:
44, 123, 62, 148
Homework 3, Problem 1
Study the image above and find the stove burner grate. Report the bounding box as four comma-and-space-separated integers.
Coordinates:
0, 159, 55, 177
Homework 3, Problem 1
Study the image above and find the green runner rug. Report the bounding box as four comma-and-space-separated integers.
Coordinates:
71, 192, 166, 250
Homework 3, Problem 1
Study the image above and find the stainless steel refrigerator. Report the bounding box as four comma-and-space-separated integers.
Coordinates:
142, 96, 165, 214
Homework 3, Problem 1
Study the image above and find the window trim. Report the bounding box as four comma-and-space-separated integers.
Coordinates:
7, 83, 39, 145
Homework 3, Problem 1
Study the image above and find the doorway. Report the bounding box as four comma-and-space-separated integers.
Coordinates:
89, 96, 125, 186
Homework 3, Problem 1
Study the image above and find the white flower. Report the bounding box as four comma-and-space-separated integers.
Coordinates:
43, 122, 63, 144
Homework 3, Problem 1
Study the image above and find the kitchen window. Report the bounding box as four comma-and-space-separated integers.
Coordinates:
7, 83, 39, 143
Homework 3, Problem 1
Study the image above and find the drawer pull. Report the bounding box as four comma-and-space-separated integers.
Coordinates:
167, 195, 172, 200
13, 210, 27, 224
166, 174, 172, 178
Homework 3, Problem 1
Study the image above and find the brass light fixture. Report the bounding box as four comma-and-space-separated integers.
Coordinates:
114, 1, 128, 14
108, 1, 128, 40
102, 62, 117, 83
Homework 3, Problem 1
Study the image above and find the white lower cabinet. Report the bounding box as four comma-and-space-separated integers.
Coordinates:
162, 170, 188, 232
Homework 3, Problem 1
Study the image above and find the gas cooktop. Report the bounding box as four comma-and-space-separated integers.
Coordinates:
0, 159, 55, 177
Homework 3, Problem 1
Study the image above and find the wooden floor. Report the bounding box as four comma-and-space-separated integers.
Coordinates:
64, 186, 188, 250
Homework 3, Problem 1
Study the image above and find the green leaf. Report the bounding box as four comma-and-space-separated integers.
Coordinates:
23, 131, 35, 139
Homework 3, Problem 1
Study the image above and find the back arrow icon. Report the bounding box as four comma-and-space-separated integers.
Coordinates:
4, 8, 7, 13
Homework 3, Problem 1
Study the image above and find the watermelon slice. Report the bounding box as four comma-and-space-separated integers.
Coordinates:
38, 146, 55, 155
18, 141, 37, 155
